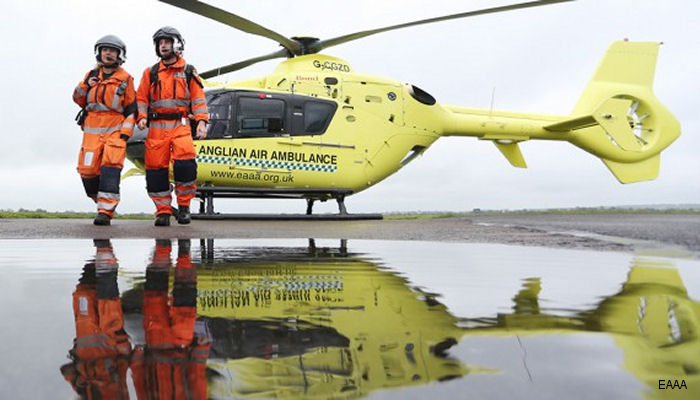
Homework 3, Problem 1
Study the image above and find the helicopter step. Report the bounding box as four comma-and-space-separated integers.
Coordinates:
193, 186, 383, 220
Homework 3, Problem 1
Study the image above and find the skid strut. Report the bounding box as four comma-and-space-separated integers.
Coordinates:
192, 186, 382, 220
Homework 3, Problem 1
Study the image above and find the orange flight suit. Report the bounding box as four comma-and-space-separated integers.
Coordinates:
73, 67, 136, 217
60, 241, 131, 399
136, 58, 209, 216
131, 240, 210, 399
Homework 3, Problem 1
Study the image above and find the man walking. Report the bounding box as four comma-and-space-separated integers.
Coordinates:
136, 26, 208, 226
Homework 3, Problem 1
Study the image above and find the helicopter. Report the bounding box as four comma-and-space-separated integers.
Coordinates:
125, 0, 681, 219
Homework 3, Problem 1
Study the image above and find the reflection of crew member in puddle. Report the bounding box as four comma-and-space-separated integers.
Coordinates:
131, 239, 210, 399
60, 239, 131, 398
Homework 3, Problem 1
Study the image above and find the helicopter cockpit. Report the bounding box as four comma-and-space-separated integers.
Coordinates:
204, 89, 338, 140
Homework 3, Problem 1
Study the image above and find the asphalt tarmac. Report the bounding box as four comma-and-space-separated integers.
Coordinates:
1, 213, 698, 254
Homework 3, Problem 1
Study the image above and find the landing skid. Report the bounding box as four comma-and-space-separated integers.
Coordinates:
192, 186, 383, 220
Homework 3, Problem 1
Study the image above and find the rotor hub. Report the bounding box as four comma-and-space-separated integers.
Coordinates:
290, 36, 321, 55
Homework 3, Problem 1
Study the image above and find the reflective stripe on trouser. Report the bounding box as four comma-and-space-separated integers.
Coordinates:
174, 159, 197, 206
145, 124, 197, 214
97, 166, 121, 217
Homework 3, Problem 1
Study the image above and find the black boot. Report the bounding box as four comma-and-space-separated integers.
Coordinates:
93, 213, 111, 226
178, 239, 191, 255
154, 214, 171, 227
177, 206, 191, 225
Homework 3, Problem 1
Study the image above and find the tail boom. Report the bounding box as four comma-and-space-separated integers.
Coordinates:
440, 41, 680, 183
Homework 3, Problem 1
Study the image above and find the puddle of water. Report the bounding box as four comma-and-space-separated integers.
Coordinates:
0, 239, 698, 399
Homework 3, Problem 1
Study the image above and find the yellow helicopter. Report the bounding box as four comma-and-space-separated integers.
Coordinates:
125, 0, 680, 219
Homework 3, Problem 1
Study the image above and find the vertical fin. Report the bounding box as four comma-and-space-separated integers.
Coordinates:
494, 142, 527, 168
602, 154, 659, 183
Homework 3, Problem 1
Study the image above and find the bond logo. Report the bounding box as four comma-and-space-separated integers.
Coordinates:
658, 379, 687, 390
295, 75, 319, 81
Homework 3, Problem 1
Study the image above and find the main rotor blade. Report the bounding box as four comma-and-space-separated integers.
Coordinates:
310, 0, 575, 53
199, 49, 289, 79
159, 0, 300, 54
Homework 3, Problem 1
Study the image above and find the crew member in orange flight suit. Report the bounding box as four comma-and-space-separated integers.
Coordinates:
136, 26, 208, 227
73, 35, 137, 226
60, 239, 131, 398
131, 239, 210, 399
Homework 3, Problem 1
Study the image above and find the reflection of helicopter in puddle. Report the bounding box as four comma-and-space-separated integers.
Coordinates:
126, 0, 680, 218
119, 240, 699, 398
195, 239, 472, 397
462, 261, 700, 396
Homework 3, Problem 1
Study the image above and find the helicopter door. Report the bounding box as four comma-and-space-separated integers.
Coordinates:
205, 91, 236, 139
289, 97, 337, 136
235, 94, 286, 138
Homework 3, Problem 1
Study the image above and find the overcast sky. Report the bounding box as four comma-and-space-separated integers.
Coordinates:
1, 0, 698, 214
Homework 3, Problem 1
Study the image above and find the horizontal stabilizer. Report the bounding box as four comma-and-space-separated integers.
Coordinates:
592, 97, 642, 152
546, 97, 643, 152
543, 115, 596, 132
602, 154, 659, 183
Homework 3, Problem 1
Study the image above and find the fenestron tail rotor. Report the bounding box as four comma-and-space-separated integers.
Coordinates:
159, 0, 576, 78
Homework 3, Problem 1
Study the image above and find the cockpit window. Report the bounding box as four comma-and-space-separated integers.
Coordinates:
206, 92, 233, 139
201, 90, 336, 140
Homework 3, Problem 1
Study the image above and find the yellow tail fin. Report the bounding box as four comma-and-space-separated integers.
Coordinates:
545, 41, 680, 183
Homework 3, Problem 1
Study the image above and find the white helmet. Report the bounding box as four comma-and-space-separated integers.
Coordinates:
153, 26, 185, 57
94, 34, 127, 65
